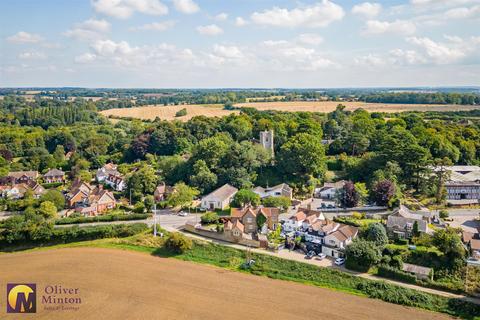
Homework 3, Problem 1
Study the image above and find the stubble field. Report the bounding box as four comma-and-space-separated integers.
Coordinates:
100, 101, 478, 121
0, 247, 450, 320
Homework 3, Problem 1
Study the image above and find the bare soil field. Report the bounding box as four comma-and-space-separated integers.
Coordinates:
101, 104, 237, 121
100, 101, 479, 121
235, 101, 480, 113
0, 248, 449, 320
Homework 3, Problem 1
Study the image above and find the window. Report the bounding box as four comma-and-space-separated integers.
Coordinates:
329, 240, 335, 245
246, 218, 253, 223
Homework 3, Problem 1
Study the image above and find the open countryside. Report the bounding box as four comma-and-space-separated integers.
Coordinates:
0, 247, 450, 320
100, 101, 480, 121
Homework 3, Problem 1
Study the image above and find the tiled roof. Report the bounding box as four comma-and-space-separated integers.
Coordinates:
204, 184, 238, 201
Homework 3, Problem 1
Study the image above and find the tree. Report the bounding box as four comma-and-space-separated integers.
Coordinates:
432, 228, 466, 269
167, 183, 199, 208
144, 195, 155, 211
165, 232, 193, 253
372, 179, 396, 206
200, 212, 219, 224
366, 223, 388, 247
189, 160, 217, 193
354, 182, 369, 205
40, 190, 65, 210
439, 209, 449, 219
412, 221, 420, 237
256, 213, 267, 229
37, 201, 57, 219
337, 181, 359, 208
278, 133, 326, 179
345, 239, 382, 272
232, 189, 260, 207
127, 165, 158, 202
261, 196, 291, 210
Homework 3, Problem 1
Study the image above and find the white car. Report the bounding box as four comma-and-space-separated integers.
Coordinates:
316, 253, 326, 260
334, 258, 345, 265
178, 211, 188, 217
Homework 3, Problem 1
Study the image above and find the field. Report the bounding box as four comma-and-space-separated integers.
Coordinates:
235, 101, 480, 113
100, 104, 237, 121
0, 247, 450, 320
100, 101, 479, 121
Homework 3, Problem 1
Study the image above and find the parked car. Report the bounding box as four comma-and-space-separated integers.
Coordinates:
305, 251, 316, 259
316, 253, 326, 260
334, 258, 345, 265
178, 211, 188, 217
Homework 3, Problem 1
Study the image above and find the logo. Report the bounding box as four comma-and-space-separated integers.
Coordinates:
7, 283, 36, 313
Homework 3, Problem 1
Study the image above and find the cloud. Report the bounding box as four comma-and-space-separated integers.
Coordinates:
235, 17, 248, 27
130, 20, 176, 31
18, 51, 47, 60
259, 40, 336, 71
250, 0, 345, 28
351, 2, 381, 18
389, 49, 427, 65
214, 13, 228, 21
7, 31, 43, 44
64, 18, 111, 41
172, 0, 199, 14
445, 5, 480, 18
354, 53, 385, 67
406, 36, 466, 64
363, 20, 416, 35
197, 24, 223, 36
296, 33, 324, 46
75, 53, 97, 63
212, 44, 244, 59
92, 0, 168, 19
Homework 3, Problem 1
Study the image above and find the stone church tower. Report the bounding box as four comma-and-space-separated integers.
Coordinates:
259, 130, 274, 157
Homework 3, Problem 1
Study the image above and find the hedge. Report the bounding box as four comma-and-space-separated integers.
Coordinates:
55, 213, 150, 225
0, 223, 149, 249
377, 265, 417, 284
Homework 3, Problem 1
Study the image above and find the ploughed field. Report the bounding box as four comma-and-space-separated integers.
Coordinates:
99, 101, 479, 121
0, 248, 450, 320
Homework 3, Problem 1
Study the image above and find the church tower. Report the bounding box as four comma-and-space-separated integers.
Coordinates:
259, 130, 274, 157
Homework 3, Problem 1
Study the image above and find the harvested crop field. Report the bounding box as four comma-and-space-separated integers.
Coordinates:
100, 101, 479, 121
0, 248, 449, 320
235, 101, 480, 113
100, 104, 238, 121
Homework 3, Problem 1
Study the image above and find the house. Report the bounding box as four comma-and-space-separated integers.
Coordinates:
6, 171, 39, 184
402, 263, 433, 281
283, 208, 325, 232
322, 224, 358, 258
66, 179, 94, 207
44, 168, 65, 184
314, 180, 346, 199
230, 207, 280, 234
72, 186, 116, 216
302, 219, 358, 258
105, 173, 126, 191
96, 163, 120, 182
201, 184, 238, 210
433, 165, 480, 204
0, 180, 45, 199
253, 183, 293, 199
386, 205, 428, 239
154, 182, 174, 202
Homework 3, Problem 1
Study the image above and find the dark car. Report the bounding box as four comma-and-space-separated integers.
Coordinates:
304, 251, 316, 259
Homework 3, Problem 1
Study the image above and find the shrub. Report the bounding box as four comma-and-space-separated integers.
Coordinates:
352, 212, 363, 219
439, 209, 449, 219
345, 239, 382, 272
55, 213, 150, 225
377, 265, 417, 284
133, 202, 145, 213
200, 212, 219, 225
396, 238, 409, 245
165, 232, 192, 253
175, 108, 187, 117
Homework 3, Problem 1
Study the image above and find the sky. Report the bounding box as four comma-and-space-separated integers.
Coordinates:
0, 0, 479, 88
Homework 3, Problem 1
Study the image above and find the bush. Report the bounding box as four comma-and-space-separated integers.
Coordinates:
55, 213, 150, 225
396, 238, 409, 245
200, 212, 219, 225
175, 108, 187, 117
377, 265, 417, 284
345, 239, 382, 272
439, 209, 449, 219
165, 232, 192, 253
